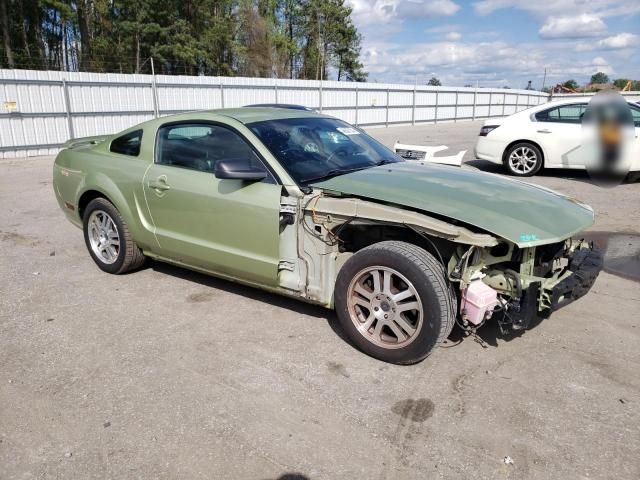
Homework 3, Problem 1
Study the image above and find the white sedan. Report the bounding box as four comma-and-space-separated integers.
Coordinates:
474, 98, 640, 176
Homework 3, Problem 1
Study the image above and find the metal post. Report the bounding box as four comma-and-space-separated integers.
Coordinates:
220, 78, 225, 108
319, 80, 323, 113
454, 91, 458, 122
354, 84, 359, 126
501, 92, 506, 116
472, 86, 477, 121
385, 88, 390, 127
62, 78, 74, 139
515, 93, 519, 112
411, 83, 417, 126
150, 57, 159, 118
488, 92, 493, 118
274, 78, 278, 104
434, 90, 439, 124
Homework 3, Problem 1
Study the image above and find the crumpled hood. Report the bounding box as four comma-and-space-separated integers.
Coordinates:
310, 162, 595, 247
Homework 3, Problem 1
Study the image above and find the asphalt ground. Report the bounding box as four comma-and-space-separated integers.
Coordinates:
1, 120, 639, 479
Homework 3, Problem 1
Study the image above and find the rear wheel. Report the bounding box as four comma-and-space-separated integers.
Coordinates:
334, 241, 455, 364
504, 142, 543, 176
83, 197, 145, 274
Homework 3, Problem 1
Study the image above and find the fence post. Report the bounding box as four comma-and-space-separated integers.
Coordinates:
319, 80, 323, 113
501, 92, 506, 116
274, 78, 278, 104
220, 78, 225, 108
62, 78, 75, 140
150, 57, 159, 118
515, 93, 519, 112
472, 87, 477, 121
434, 89, 439, 124
354, 84, 359, 126
488, 92, 493, 118
454, 91, 458, 122
411, 83, 416, 126
385, 88, 390, 127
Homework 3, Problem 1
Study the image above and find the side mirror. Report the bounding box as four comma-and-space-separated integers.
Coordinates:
214, 159, 268, 181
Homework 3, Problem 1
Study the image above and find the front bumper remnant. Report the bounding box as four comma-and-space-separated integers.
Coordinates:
496, 242, 602, 333
548, 246, 603, 311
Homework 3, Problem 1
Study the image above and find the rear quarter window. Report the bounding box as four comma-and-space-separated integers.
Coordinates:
110, 130, 143, 156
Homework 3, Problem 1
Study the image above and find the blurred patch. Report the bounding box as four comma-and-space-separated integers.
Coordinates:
582, 91, 635, 185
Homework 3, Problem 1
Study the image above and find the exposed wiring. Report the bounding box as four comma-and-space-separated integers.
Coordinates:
301, 192, 347, 246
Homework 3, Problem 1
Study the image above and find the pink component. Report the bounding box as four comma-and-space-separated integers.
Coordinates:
461, 280, 500, 325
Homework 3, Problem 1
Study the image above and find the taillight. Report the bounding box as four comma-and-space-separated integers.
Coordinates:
479, 125, 499, 136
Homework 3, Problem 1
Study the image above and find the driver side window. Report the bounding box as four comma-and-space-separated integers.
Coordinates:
156, 123, 263, 174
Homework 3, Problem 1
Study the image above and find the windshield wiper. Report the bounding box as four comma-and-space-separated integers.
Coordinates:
375, 158, 398, 166
300, 166, 371, 184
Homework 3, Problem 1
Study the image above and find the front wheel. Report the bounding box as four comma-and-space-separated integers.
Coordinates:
504, 142, 543, 176
334, 241, 456, 364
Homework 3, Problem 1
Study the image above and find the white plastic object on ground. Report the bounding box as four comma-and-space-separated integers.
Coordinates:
460, 279, 500, 325
393, 141, 466, 166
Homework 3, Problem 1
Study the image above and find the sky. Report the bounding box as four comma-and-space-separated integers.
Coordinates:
345, 0, 640, 88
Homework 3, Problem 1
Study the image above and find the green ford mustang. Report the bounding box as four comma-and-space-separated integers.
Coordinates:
53, 108, 601, 364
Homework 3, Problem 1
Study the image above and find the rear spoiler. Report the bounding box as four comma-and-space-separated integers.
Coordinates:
63, 135, 110, 149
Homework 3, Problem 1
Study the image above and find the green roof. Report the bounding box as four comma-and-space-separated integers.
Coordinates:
211, 107, 326, 124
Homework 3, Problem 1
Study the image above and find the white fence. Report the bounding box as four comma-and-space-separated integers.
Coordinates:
0, 69, 552, 158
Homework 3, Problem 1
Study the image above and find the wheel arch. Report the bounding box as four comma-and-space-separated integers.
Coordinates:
334, 222, 458, 268
78, 189, 114, 220
502, 139, 546, 167
75, 173, 138, 237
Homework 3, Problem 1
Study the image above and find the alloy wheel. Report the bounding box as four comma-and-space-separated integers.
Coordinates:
346, 266, 423, 349
508, 146, 538, 174
87, 210, 120, 264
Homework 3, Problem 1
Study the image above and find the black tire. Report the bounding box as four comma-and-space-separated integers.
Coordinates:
334, 241, 456, 365
503, 142, 543, 177
82, 197, 145, 274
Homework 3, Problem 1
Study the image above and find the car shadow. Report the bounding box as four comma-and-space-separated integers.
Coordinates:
148, 260, 351, 345
466, 159, 638, 185
148, 260, 539, 354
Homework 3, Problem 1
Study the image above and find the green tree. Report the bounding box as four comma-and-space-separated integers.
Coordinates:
590, 72, 610, 84
562, 79, 579, 90
427, 76, 441, 86
613, 78, 630, 90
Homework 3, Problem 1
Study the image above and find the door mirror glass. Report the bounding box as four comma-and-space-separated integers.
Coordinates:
215, 159, 268, 181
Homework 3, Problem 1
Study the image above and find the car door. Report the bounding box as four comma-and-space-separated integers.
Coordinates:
533, 103, 586, 168
143, 121, 282, 286
629, 104, 640, 172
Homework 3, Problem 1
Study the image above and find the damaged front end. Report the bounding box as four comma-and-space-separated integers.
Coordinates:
453, 239, 603, 334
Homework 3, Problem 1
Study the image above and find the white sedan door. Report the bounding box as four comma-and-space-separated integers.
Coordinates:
533, 103, 587, 169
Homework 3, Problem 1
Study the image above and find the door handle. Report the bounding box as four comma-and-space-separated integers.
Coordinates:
149, 176, 171, 192
537, 129, 552, 134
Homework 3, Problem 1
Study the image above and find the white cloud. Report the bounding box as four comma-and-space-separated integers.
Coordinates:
396, 0, 460, 18
347, 0, 459, 28
444, 32, 462, 40
576, 32, 638, 51
539, 14, 607, 39
473, 0, 636, 18
598, 32, 638, 49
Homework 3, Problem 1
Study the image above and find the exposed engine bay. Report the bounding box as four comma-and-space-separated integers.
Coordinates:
281, 191, 602, 336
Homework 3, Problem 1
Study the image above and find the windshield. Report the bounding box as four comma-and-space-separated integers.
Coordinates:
248, 117, 402, 184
